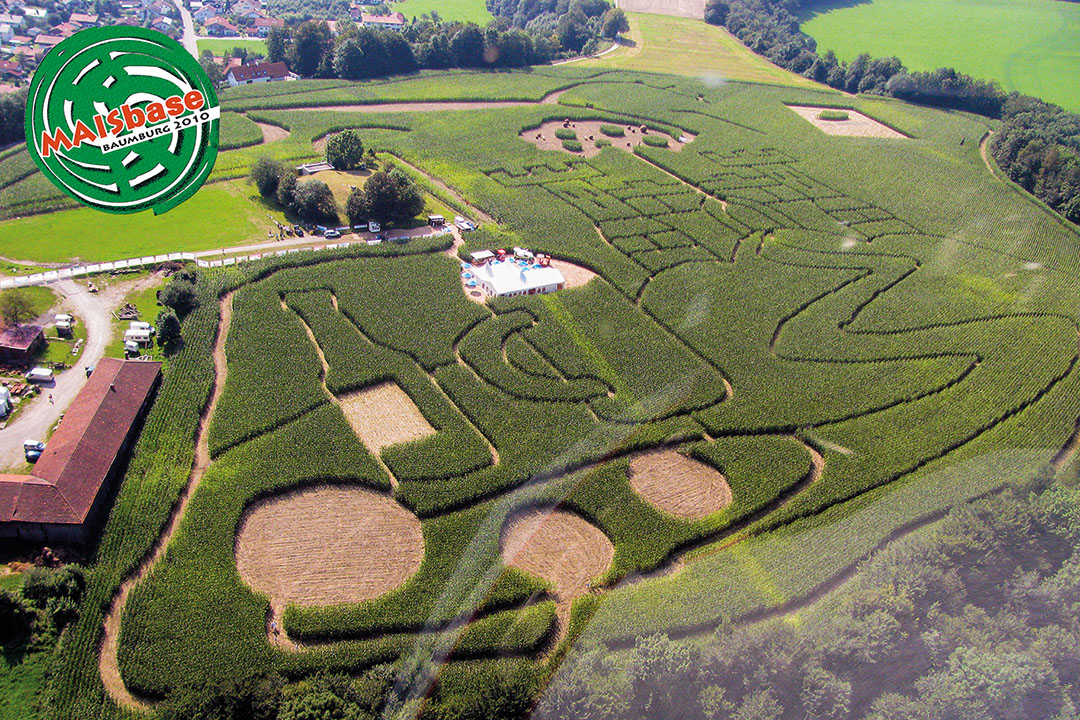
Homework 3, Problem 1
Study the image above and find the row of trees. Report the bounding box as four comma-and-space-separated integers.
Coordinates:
538, 480, 1080, 720
160, 659, 539, 720
703, 0, 1080, 226
266, 19, 564, 79
705, 0, 1005, 116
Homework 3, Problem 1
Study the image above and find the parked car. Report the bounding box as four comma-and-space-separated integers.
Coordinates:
25, 367, 54, 383
313, 225, 326, 236
293, 225, 304, 237
366, 237, 382, 245
324, 229, 341, 239
24, 440, 45, 462
354, 222, 369, 232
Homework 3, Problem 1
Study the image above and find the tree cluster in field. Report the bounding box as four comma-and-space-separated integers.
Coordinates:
249, 139, 425, 226
539, 482, 1080, 720
160, 659, 540, 720
486, 0, 629, 54
0, 89, 27, 147
990, 94, 1080, 224
704, 0, 1080, 226
0, 565, 85, 651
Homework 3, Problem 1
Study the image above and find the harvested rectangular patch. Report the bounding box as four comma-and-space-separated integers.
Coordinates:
787, 105, 909, 139
338, 382, 435, 453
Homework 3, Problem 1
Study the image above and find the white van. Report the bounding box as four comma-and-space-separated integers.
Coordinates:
25, 367, 54, 383
129, 321, 155, 334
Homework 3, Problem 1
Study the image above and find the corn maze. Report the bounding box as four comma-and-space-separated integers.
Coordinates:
34, 69, 1080, 718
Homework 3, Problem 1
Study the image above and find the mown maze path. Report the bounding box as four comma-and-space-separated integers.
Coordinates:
91, 75, 1080, 708
97, 293, 234, 711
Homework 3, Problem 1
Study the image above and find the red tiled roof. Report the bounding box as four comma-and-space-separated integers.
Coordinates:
69, 12, 99, 23
35, 34, 63, 46
0, 324, 42, 351
253, 16, 282, 27
0, 358, 161, 526
227, 60, 288, 82
360, 12, 405, 24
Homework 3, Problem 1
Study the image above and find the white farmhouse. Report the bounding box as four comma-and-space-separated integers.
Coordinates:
474, 257, 565, 297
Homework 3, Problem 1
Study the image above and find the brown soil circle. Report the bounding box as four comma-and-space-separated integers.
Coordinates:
500, 506, 613, 604
628, 449, 732, 519
235, 485, 423, 606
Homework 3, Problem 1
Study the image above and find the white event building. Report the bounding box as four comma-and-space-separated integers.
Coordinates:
472, 255, 566, 297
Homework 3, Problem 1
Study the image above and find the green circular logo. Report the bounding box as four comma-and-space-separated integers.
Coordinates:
25, 26, 219, 215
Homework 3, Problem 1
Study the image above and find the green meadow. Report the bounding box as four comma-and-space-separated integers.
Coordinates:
800, 0, 1080, 112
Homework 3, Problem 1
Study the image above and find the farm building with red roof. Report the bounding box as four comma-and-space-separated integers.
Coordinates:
0, 358, 162, 543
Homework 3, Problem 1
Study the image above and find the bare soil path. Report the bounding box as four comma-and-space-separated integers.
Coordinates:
254, 120, 290, 144
980, 130, 1000, 181
275, 89, 568, 115
0, 274, 163, 469
98, 292, 233, 711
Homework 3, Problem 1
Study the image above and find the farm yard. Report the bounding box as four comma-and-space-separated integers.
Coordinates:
13, 66, 1080, 719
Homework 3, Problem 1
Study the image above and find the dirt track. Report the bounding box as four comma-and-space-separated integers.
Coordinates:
616, 0, 705, 19
0, 274, 163, 470
98, 292, 233, 711
281, 88, 567, 115
254, 121, 289, 144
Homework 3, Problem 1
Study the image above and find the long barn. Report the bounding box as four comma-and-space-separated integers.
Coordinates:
0, 358, 162, 544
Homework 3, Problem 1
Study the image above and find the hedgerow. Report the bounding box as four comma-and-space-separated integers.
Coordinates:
562, 139, 584, 152
554, 128, 578, 141
642, 135, 669, 148
600, 124, 625, 137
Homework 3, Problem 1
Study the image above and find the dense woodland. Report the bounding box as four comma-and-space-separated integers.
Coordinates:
704, 0, 1080, 224
538, 480, 1080, 720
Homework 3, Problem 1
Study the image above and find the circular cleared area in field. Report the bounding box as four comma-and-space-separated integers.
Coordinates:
235, 485, 423, 606
521, 120, 692, 157
628, 449, 732, 519
786, 105, 909, 139
501, 506, 613, 602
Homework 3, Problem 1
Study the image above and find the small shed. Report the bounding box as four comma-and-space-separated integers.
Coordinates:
428, 214, 445, 227
0, 325, 45, 365
470, 250, 496, 265
296, 161, 334, 175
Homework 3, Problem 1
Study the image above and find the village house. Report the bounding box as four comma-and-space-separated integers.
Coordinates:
68, 11, 99, 25
192, 3, 219, 23
0, 22, 12, 42
0, 358, 162, 543
205, 15, 238, 35
359, 11, 406, 29
225, 60, 292, 86
252, 16, 282, 36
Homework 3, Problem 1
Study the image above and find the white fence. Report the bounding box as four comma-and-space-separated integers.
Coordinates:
0, 243, 358, 288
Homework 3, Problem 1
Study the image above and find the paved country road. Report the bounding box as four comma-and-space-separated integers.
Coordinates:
0, 275, 162, 470
171, 0, 198, 58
